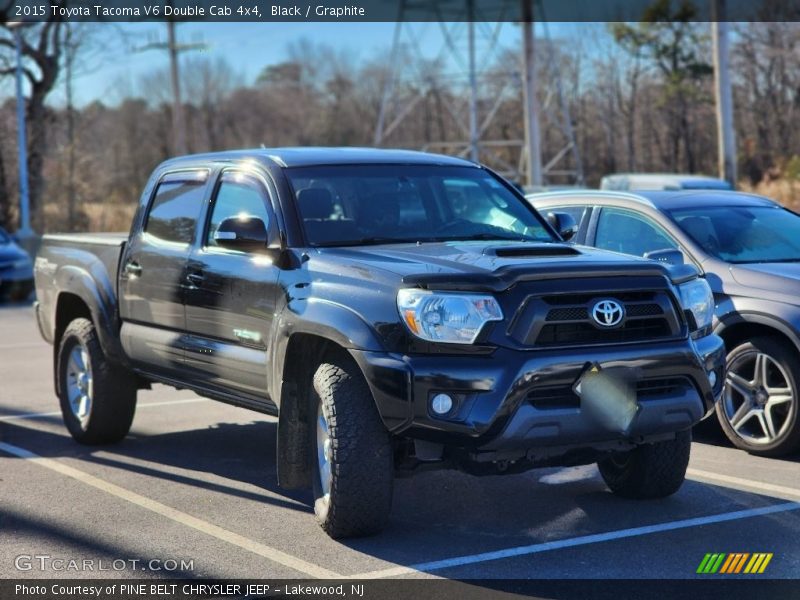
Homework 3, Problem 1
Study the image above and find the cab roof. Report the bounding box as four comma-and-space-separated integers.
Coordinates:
162, 147, 478, 169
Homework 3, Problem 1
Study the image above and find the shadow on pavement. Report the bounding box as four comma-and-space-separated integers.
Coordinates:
0, 507, 197, 578
2, 414, 797, 577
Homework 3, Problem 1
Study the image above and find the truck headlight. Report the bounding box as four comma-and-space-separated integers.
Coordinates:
397, 289, 503, 344
678, 278, 714, 335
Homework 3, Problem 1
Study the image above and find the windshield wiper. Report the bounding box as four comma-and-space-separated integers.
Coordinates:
315, 237, 419, 247
315, 233, 554, 247
436, 233, 551, 243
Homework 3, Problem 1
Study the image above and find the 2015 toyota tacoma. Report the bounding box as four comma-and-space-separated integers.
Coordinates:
34, 148, 724, 538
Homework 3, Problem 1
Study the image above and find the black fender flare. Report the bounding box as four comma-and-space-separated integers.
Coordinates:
54, 264, 123, 363
272, 298, 389, 489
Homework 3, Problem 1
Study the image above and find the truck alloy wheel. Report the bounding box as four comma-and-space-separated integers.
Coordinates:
65, 342, 94, 428
315, 402, 333, 503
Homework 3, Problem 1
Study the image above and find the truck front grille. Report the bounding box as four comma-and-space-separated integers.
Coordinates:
537, 318, 672, 345
511, 289, 683, 347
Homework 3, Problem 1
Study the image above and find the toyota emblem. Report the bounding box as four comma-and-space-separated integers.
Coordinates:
591, 299, 625, 328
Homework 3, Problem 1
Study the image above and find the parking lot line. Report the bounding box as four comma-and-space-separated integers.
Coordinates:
0, 341, 46, 350
0, 397, 209, 422
0, 441, 341, 579
687, 468, 800, 500
350, 501, 800, 579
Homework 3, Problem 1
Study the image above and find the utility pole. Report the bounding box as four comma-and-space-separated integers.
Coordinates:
712, 0, 737, 187
467, 0, 479, 162
166, 20, 186, 155
11, 24, 32, 240
521, 0, 542, 187
64, 24, 78, 231
135, 19, 206, 156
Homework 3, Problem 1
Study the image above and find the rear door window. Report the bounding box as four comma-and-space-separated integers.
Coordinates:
144, 171, 208, 244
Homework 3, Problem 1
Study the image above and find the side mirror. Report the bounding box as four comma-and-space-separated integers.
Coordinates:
213, 215, 268, 251
546, 212, 578, 242
644, 248, 684, 266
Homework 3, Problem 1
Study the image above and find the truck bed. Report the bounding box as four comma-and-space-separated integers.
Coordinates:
34, 233, 128, 347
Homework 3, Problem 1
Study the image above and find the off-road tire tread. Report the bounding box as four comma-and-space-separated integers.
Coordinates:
311, 353, 393, 538
598, 429, 691, 499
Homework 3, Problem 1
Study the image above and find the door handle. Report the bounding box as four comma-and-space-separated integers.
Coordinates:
186, 271, 205, 286
124, 261, 142, 277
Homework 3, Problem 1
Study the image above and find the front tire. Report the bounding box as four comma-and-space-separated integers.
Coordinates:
598, 429, 691, 499
57, 318, 137, 444
309, 352, 393, 538
717, 336, 800, 457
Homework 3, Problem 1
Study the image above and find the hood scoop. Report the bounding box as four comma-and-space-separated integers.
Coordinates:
485, 244, 581, 258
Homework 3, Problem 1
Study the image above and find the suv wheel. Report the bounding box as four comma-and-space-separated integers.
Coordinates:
717, 336, 800, 457
309, 352, 393, 538
57, 318, 138, 444
598, 429, 691, 499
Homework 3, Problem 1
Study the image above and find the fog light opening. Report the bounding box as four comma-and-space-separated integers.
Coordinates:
431, 393, 454, 416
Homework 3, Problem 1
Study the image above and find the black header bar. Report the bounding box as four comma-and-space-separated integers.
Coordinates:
3, 0, 800, 23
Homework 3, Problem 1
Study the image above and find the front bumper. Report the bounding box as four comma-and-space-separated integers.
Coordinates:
352, 333, 724, 453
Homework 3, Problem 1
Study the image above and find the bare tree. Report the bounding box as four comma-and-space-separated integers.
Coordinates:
0, 13, 64, 230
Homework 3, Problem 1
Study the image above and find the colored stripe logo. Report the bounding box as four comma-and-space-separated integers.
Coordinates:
697, 553, 773, 574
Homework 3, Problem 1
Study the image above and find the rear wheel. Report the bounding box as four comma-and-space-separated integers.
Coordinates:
598, 429, 691, 499
717, 337, 800, 457
57, 318, 137, 444
309, 352, 393, 538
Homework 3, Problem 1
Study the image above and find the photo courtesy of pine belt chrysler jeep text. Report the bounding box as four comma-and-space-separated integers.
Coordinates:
34, 149, 724, 538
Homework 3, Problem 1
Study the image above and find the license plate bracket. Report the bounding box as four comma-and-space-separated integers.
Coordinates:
573, 362, 641, 435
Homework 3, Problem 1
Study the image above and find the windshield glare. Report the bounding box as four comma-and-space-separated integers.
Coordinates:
669, 205, 800, 263
286, 165, 554, 246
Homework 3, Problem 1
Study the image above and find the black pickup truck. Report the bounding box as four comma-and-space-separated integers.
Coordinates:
34, 148, 724, 538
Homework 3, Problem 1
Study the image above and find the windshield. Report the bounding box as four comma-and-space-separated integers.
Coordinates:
669, 205, 800, 263
285, 165, 554, 247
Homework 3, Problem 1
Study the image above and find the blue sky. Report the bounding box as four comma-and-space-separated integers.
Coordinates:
1, 21, 550, 107
0, 22, 598, 107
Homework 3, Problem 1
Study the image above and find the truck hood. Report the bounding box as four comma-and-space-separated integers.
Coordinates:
313, 241, 692, 292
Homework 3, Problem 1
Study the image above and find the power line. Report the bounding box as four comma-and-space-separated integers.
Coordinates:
133, 20, 207, 155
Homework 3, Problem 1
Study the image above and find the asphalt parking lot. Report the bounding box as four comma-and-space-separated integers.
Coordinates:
1, 303, 799, 582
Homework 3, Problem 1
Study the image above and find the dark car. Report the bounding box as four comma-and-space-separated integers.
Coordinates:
600, 173, 733, 192
528, 189, 800, 457
0, 226, 34, 301
34, 149, 723, 538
